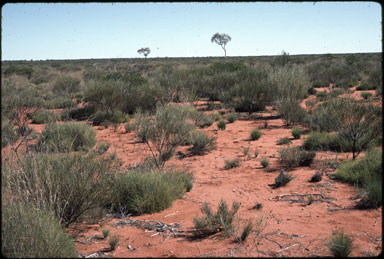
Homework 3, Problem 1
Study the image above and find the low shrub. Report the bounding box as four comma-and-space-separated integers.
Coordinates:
302, 131, 352, 152
307, 87, 317, 95
315, 91, 328, 101
102, 229, 110, 239
250, 129, 262, 141
236, 221, 253, 243
196, 113, 216, 128
291, 127, 302, 139
31, 109, 61, 124
360, 92, 372, 100
2, 153, 114, 227
189, 132, 217, 155
52, 76, 81, 95
224, 158, 240, 170
330, 88, 345, 98
97, 142, 110, 155
68, 105, 97, 121
1, 202, 77, 258
326, 229, 353, 257
278, 146, 316, 167
270, 170, 294, 189
356, 81, 375, 90
260, 157, 269, 168
44, 97, 76, 109
109, 235, 119, 251
217, 120, 226, 130
36, 122, 96, 152
91, 111, 129, 126
108, 169, 193, 216
193, 199, 240, 237
1, 121, 18, 148
277, 137, 292, 145
226, 112, 238, 123
334, 149, 381, 209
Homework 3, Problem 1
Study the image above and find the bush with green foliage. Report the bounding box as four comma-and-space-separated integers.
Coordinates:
270, 170, 294, 189
277, 137, 292, 145
275, 98, 307, 126
224, 158, 240, 170
1, 121, 18, 148
303, 131, 352, 152
260, 157, 269, 168
67, 105, 97, 121
52, 76, 81, 95
315, 91, 328, 101
356, 81, 375, 90
278, 146, 316, 167
3, 65, 34, 78
133, 104, 195, 168
307, 98, 381, 159
108, 169, 193, 216
109, 235, 119, 250
326, 229, 353, 257
226, 112, 238, 123
91, 110, 129, 126
334, 149, 382, 209
193, 199, 240, 237
189, 131, 217, 155
97, 142, 110, 155
2, 153, 115, 227
31, 109, 61, 124
44, 97, 76, 109
36, 122, 96, 152
360, 92, 372, 100
217, 120, 226, 130
291, 127, 302, 139
250, 129, 262, 141
2, 202, 77, 258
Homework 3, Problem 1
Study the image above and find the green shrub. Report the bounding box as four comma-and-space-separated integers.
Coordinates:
52, 76, 81, 95
260, 157, 269, 168
226, 112, 238, 123
1, 121, 18, 148
97, 142, 110, 155
193, 199, 240, 237
291, 127, 302, 139
44, 97, 76, 109
275, 98, 307, 126
236, 221, 253, 243
108, 169, 193, 216
68, 105, 97, 121
3, 65, 34, 78
196, 113, 216, 128
356, 81, 375, 90
31, 109, 61, 124
102, 229, 110, 239
133, 104, 195, 169
326, 229, 353, 257
217, 120, 226, 130
270, 170, 294, 189
315, 91, 328, 101
109, 235, 119, 250
335, 149, 381, 209
250, 129, 262, 141
278, 146, 316, 167
303, 131, 352, 152
189, 132, 217, 155
1, 202, 77, 258
36, 123, 96, 152
277, 137, 292, 145
2, 153, 115, 227
330, 88, 345, 98
224, 158, 240, 170
360, 92, 372, 100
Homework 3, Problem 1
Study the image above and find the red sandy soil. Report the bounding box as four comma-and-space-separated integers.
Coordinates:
4, 94, 382, 257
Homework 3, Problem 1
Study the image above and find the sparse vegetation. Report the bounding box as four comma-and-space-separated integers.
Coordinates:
193, 199, 240, 237
278, 146, 316, 167
291, 127, 302, 139
326, 229, 353, 257
217, 119, 226, 130
260, 157, 269, 168
224, 158, 240, 170
250, 128, 262, 141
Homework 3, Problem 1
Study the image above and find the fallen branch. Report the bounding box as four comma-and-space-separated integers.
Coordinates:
112, 219, 182, 237
276, 243, 300, 253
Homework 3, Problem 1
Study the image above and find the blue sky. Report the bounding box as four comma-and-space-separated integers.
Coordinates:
1, 2, 382, 60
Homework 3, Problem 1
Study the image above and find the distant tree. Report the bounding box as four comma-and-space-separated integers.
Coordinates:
138, 47, 151, 58
211, 33, 231, 59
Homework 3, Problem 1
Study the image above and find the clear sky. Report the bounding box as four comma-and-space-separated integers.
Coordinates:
1, 2, 382, 60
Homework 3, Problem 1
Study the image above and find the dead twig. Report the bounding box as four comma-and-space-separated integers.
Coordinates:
276, 243, 301, 253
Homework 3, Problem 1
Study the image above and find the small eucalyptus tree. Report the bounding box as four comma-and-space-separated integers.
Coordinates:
137, 47, 151, 58
211, 33, 231, 59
